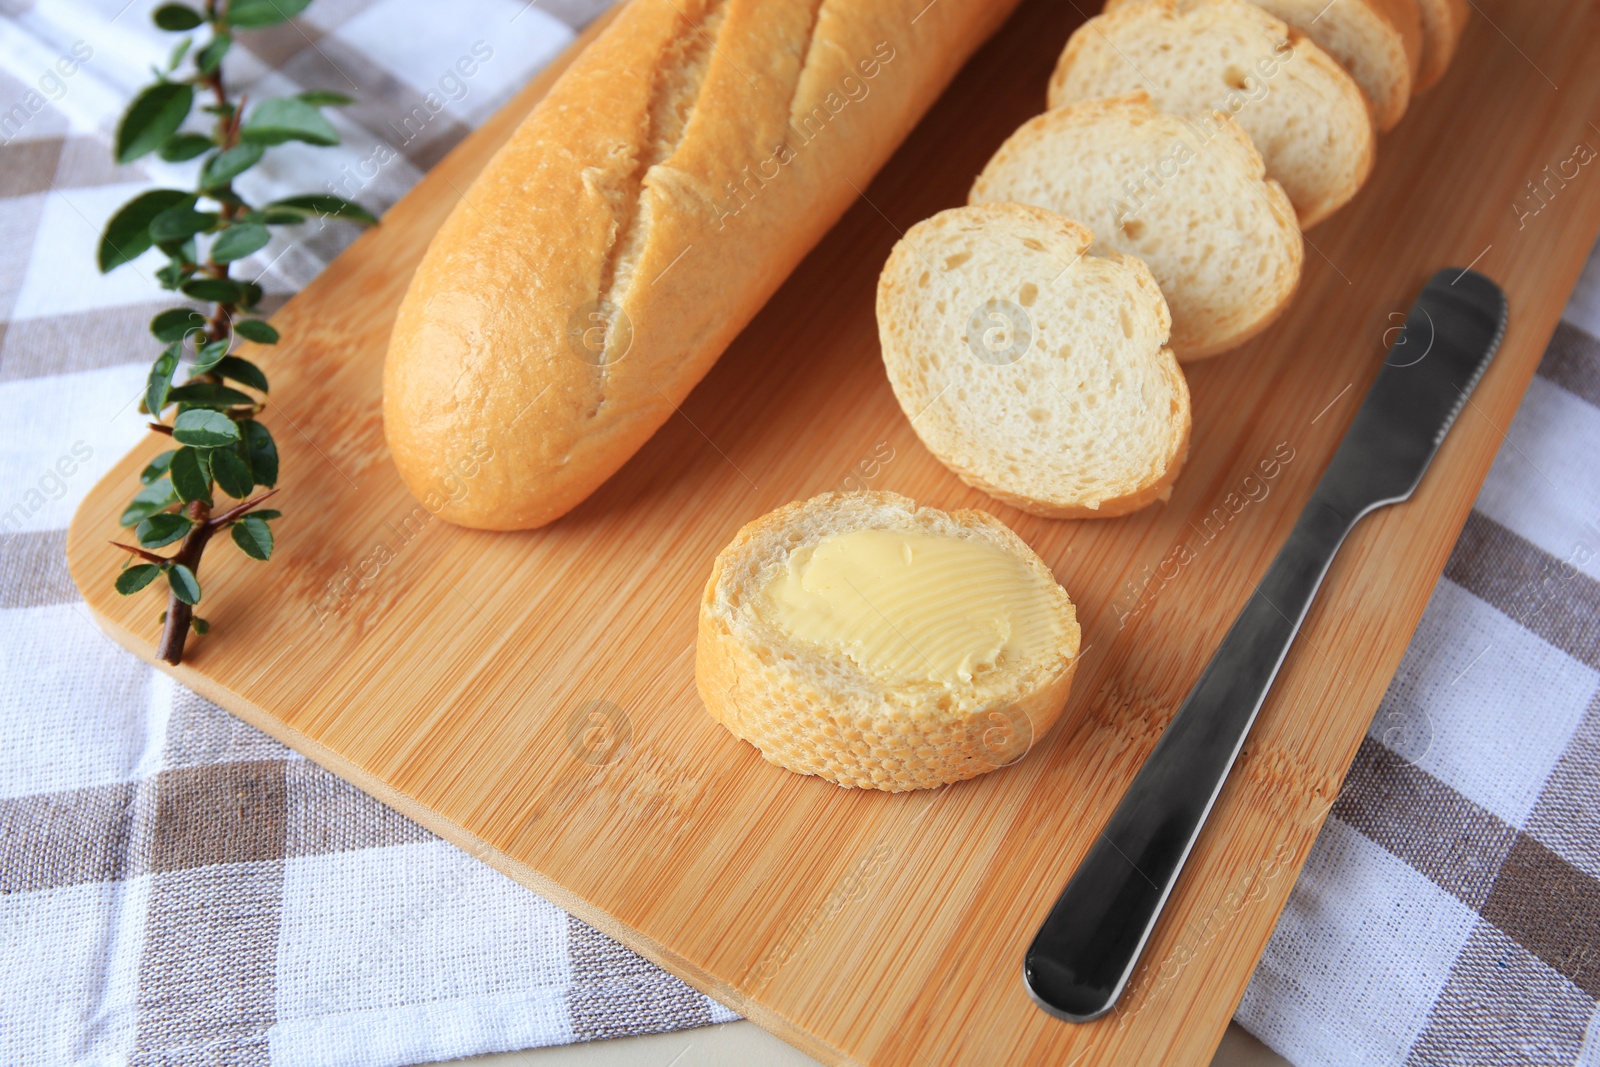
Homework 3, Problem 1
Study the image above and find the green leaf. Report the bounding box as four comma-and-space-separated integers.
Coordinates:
190, 616, 209, 634
238, 281, 264, 309
116, 82, 195, 164
140, 450, 178, 484
168, 446, 213, 503
181, 277, 243, 304
158, 132, 212, 161
156, 234, 198, 262
214, 356, 268, 392
156, 261, 195, 291
115, 564, 163, 595
231, 513, 274, 559
168, 381, 254, 409
146, 343, 181, 416
254, 208, 309, 226
191, 338, 230, 374
120, 479, 178, 526
241, 96, 339, 147
99, 189, 190, 272
151, 307, 207, 342
241, 420, 277, 486
210, 223, 270, 263
172, 409, 240, 447
136, 511, 193, 549
199, 142, 263, 189
250, 509, 281, 521
211, 447, 254, 498
166, 36, 193, 72
149, 205, 217, 243
296, 90, 355, 107
153, 3, 203, 29
265, 194, 377, 225
167, 564, 201, 605
196, 32, 231, 74
233, 319, 278, 344
227, 0, 311, 27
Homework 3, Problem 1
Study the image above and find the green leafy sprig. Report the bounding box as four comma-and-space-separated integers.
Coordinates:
102, 0, 376, 665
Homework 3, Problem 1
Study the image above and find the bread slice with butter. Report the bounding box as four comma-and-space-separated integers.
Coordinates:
877, 203, 1191, 518
696, 491, 1081, 791
1049, 0, 1375, 229
970, 94, 1303, 361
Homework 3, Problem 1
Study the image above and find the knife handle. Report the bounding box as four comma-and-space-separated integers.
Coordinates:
1023, 492, 1361, 1021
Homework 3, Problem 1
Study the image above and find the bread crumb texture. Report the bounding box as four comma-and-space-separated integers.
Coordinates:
877, 203, 1191, 518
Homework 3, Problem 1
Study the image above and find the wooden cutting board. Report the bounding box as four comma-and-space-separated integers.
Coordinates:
66, 0, 1600, 1063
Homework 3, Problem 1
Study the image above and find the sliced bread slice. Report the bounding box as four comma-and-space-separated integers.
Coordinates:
1414, 0, 1469, 92
970, 93, 1303, 361
696, 490, 1082, 791
1049, 0, 1375, 228
1108, 0, 1422, 130
876, 203, 1191, 518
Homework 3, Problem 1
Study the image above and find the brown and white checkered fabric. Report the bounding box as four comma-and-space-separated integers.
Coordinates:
0, 1, 735, 1064
1238, 315, 1600, 1064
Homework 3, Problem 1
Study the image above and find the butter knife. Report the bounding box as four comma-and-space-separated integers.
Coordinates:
1024, 268, 1509, 1022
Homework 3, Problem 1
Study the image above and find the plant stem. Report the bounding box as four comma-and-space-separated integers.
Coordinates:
156, 19, 244, 666
157, 499, 213, 664
152, 489, 277, 664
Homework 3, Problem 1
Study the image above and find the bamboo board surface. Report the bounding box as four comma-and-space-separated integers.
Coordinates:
66, 0, 1600, 1063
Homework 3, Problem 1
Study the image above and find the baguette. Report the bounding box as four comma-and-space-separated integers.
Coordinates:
696, 491, 1081, 791
1048, 0, 1375, 228
876, 203, 1191, 518
384, 0, 1024, 530
1108, 0, 1422, 130
970, 93, 1302, 361
1413, 0, 1469, 92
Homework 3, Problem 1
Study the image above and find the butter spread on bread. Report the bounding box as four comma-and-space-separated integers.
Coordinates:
760, 527, 1065, 686
697, 491, 1080, 791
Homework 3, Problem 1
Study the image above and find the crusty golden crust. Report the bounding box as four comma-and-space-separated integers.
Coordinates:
383, 0, 1024, 530
1413, 0, 1469, 92
695, 492, 1081, 791
942, 371, 1193, 520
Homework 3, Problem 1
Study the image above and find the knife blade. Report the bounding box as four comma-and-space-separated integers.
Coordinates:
1023, 268, 1508, 1023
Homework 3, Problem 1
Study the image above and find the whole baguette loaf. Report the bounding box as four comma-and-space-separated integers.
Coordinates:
384, 0, 1022, 530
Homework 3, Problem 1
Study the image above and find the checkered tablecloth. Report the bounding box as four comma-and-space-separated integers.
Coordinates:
1, 0, 1597, 1064
0, 1, 739, 1064
1237, 271, 1600, 1065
